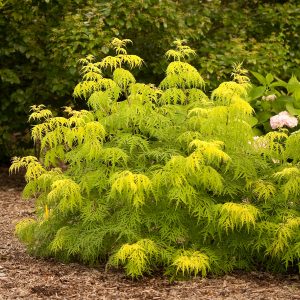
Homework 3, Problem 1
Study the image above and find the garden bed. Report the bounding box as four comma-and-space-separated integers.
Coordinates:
0, 168, 300, 299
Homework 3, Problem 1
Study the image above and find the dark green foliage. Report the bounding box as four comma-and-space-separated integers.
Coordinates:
1, 0, 300, 160
196, 0, 300, 85
11, 40, 300, 278
247, 72, 300, 134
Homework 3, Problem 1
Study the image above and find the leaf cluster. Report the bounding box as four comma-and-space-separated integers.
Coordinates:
11, 39, 300, 279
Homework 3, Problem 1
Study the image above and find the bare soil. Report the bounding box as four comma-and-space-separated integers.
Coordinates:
1, 167, 300, 299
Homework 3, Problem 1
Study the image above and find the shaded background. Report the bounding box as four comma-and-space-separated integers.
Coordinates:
1, 0, 299, 162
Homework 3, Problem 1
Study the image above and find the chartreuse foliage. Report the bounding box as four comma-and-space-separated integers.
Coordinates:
11, 39, 300, 279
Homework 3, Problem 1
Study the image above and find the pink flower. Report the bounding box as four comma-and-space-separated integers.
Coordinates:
270, 111, 298, 129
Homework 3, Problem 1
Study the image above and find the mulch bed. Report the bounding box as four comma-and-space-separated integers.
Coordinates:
1, 167, 300, 299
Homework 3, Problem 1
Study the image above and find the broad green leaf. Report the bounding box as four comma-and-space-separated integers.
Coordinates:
261, 101, 272, 111
271, 96, 292, 113
286, 103, 300, 116
294, 99, 300, 109
252, 127, 263, 136
276, 95, 294, 102
248, 86, 265, 100
287, 75, 300, 94
266, 73, 274, 85
293, 87, 300, 101
270, 79, 287, 88
256, 111, 272, 123
247, 116, 258, 127
251, 71, 266, 86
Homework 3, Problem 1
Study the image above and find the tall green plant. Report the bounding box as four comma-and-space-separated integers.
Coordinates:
11, 39, 300, 278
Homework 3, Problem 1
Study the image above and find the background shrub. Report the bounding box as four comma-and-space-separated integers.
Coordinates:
1, 0, 299, 160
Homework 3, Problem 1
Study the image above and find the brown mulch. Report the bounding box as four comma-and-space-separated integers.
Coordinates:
1, 167, 300, 299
